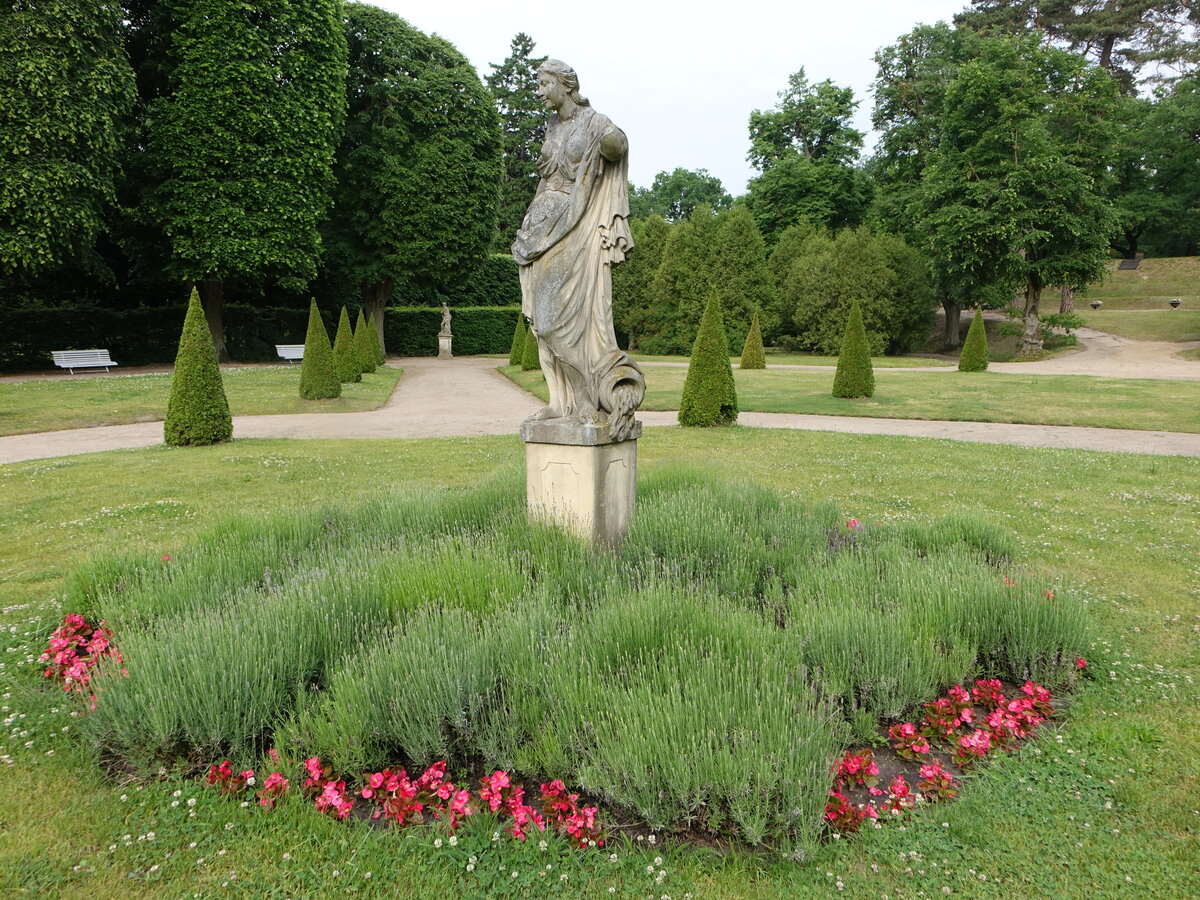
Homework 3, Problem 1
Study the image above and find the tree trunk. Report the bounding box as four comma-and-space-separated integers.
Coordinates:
940, 295, 962, 350
198, 279, 228, 362
362, 277, 395, 357
1020, 280, 1043, 358
1059, 284, 1075, 314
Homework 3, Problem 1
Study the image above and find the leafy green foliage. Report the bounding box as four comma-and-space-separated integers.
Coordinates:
300, 299, 341, 400
784, 227, 934, 355
958, 308, 990, 372
324, 3, 502, 335
520, 325, 541, 371
163, 288, 231, 445
333, 307, 361, 384
353, 309, 376, 374
143, 0, 346, 291
508, 315, 527, 366
679, 292, 737, 426
708, 205, 778, 351
0, 0, 134, 277
485, 32, 547, 249
628, 168, 732, 222
832, 300, 875, 398
748, 67, 863, 170
740, 310, 766, 369
644, 207, 720, 355
383, 307, 519, 357
611, 215, 672, 351
745, 153, 873, 243
368, 313, 385, 366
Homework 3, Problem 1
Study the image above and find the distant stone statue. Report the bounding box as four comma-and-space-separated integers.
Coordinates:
512, 59, 644, 442
439, 302, 452, 336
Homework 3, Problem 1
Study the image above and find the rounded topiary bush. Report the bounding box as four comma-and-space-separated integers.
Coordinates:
679, 290, 738, 426
509, 314, 527, 366
354, 310, 376, 374
740, 309, 766, 369
164, 288, 232, 446
959, 307, 989, 372
832, 299, 874, 399
520, 323, 541, 371
300, 299, 340, 400
333, 306, 361, 383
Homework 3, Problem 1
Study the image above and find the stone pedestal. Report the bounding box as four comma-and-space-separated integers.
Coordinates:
438, 333, 452, 359
520, 417, 641, 547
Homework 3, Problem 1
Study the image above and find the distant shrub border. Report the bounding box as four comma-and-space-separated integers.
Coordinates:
0, 305, 521, 371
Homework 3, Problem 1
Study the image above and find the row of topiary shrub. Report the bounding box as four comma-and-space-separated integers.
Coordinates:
0, 305, 521, 372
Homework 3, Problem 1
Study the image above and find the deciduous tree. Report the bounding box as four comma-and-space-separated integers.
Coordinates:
628, 168, 732, 222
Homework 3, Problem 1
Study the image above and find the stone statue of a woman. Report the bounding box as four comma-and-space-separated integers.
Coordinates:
512, 59, 644, 442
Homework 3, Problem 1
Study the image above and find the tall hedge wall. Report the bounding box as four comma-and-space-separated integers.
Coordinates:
0, 304, 522, 372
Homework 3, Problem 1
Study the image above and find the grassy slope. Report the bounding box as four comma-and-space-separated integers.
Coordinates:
0, 365, 403, 436
1, 433, 1197, 897
1079, 257, 1200, 341
504, 366, 1200, 433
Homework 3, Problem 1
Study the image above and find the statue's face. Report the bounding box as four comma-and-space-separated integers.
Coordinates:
536, 72, 567, 111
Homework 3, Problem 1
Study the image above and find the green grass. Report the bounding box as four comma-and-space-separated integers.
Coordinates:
1180, 347, 1200, 362
1079, 309, 1200, 342
0, 364, 403, 436
503, 365, 1200, 433
0, 434, 1197, 895
634, 351, 953, 368
1082, 256, 1200, 309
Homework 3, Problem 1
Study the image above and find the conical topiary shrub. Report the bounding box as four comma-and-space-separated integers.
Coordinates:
740, 309, 766, 369
679, 290, 738, 426
333, 306, 361, 383
164, 287, 232, 446
509, 314, 527, 366
832, 300, 874, 398
958, 307, 989, 372
520, 323, 541, 371
354, 310, 376, 374
368, 313, 385, 367
299, 299, 340, 400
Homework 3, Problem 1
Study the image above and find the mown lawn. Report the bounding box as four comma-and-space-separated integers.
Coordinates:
1079, 309, 1200, 342
504, 365, 1200, 433
633, 351, 953, 368
1, 432, 1197, 898
0, 365, 403, 436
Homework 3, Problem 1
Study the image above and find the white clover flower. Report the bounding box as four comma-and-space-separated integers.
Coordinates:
448, 836, 457, 846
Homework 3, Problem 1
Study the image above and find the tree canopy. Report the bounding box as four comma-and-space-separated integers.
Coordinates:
486, 32, 547, 250
0, 0, 134, 278
322, 4, 502, 350
747, 68, 863, 169
629, 168, 732, 222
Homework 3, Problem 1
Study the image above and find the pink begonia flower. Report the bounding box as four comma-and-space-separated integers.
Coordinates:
846, 518, 862, 530
1044, 589, 1055, 599
162, 553, 172, 562
1076, 657, 1087, 669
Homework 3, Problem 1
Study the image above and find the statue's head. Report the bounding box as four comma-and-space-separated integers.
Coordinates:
538, 59, 590, 107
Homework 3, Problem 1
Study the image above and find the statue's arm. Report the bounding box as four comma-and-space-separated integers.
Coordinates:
599, 125, 627, 162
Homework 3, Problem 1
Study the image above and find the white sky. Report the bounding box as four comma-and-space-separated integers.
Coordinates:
372, 0, 970, 195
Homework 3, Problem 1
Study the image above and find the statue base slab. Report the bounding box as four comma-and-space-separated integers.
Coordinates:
520, 417, 640, 547
438, 333, 452, 359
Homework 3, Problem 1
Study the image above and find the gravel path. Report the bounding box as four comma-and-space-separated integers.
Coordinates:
2, 343, 1199, 464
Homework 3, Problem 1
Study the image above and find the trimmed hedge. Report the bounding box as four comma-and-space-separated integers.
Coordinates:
832, 300, 875, 399
959, 308, 989, 372
679, 291, 738, 427
740, 310, 766, 369
0, 305, 522, 371
383, 306, 521, 357
299, 299, 340, 400
163, 289, 232, 446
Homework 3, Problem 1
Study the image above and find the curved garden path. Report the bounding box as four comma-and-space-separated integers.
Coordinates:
1, 339, 1199, 464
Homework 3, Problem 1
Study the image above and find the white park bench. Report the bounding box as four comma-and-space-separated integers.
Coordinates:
275, 344, 305, 363
51, 349, 118, 374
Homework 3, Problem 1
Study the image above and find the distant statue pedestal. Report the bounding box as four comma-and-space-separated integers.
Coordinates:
520, 417, 640, 547
437, 331, 452, 359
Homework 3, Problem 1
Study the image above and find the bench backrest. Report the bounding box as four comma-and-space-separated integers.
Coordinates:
275, 344, 305, 359
52, 350, 115, 364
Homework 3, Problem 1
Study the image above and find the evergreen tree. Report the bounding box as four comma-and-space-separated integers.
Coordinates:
486, 33, 548, 249
709, 205, 778, 350
509, 315, 528, 366
679, 291, 738, 427
645, 205, 719, 355
333, 306, 361, 383
367, 313, 385, 366
740, 310, 767, 369
354, 309, 376, 373
612, 214, 671, 350
832, 300, 875, 399
520, 325, 541, 371
164, 287, 232, 446
958, 307, 990, 371
300, 299, 340, 399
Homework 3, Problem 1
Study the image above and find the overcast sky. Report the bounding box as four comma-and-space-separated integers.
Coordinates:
372, 0, 971, 195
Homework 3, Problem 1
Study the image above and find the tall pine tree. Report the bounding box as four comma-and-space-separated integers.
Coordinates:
486, 33, 548, 249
